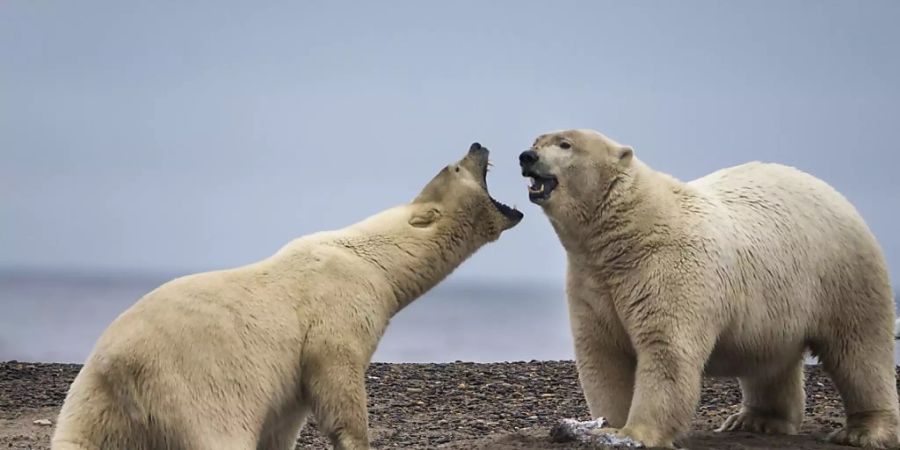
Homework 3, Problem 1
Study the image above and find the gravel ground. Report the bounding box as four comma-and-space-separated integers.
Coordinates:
0, 360, 879, 449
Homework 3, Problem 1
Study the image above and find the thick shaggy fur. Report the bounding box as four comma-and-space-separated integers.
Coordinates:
523, 129, 898, 448
51, 145, 521, 450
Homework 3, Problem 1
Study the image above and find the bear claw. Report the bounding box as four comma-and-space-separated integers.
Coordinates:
827, 425, 900, 449
716, 411, 797, 435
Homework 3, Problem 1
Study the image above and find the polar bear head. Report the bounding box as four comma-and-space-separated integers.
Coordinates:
518, 129, 634, 226
410, 142, 524, 243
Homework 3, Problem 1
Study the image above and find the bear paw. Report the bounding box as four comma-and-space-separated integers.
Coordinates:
827, 422, 899, 449
716, 410, 798, 435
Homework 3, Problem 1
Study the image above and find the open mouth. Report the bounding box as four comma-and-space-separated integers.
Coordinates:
490, 196, 522, 222
482, 164, 524, 223
523, 170, 558, 202
474, 145, 524, 224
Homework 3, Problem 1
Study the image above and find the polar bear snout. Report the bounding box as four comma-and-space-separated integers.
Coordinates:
519, 150, 559, 203
460, 143, 490, 178
519, 149, 539, 169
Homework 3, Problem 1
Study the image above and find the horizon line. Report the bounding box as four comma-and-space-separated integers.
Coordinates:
0, 265, 563, 289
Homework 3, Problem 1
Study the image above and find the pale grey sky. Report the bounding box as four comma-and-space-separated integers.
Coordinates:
1, 0, 898, 285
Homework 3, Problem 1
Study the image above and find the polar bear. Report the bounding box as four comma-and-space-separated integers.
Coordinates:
519, 129, 898, 448
51, 143, 523, 450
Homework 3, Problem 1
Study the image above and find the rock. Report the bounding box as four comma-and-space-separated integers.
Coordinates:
32, 419, 52, 426
550, 417, 606, 442
550, 418, 646, 448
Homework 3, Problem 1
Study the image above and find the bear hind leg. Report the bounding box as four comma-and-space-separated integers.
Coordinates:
815, 314, 900, 448
256, 406, 310, 450
717, 358, 804, 435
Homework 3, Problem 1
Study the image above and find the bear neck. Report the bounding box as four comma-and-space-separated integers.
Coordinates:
552, 160, 689, 266
336, 207, 481, 315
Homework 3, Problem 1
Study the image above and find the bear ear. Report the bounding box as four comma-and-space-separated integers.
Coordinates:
409, 208, 441, 228
618, 146, 634, 166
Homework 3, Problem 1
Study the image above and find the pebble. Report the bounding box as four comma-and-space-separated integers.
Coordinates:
0, 361, 868, 449
32, 419, 52, 426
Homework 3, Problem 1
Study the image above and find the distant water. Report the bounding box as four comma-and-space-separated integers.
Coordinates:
1, 271, 898, 365
0, 271, 574, 363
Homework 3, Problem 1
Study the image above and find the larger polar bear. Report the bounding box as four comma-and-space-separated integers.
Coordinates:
519, 129, 898, 448
51, 143, 523, 450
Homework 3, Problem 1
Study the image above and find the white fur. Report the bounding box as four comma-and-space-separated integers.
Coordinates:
528, 129, 898, 448
51, 148, 521, 450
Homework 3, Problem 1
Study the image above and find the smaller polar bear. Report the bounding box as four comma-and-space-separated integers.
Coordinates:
51, 143, 523, 450
520, 129, 898, 448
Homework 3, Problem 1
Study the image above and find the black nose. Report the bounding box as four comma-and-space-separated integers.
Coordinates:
519, 150, 538, 167
469, 142, 483, 153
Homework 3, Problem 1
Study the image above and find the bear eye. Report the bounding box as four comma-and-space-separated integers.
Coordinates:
559, 142, 572, 150
454, 166, 460, 173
